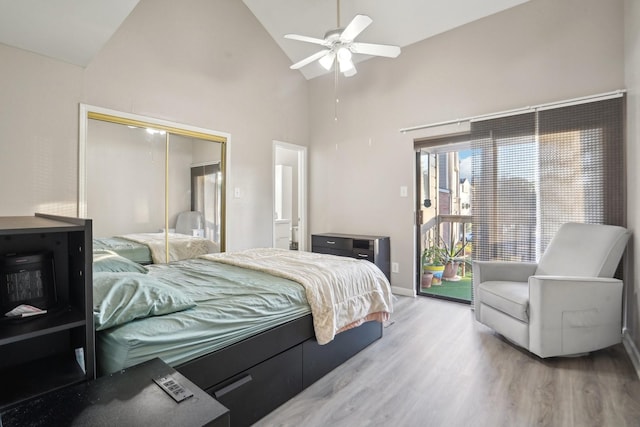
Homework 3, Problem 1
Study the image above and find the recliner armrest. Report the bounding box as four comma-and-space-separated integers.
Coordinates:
473, 261, 537, 284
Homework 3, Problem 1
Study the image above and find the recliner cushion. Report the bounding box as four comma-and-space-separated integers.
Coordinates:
536, 222, 630, 277
478, 281, 529, 322
175, 211, 204, 236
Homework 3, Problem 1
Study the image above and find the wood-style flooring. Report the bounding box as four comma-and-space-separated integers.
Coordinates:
254, 295, 640, 427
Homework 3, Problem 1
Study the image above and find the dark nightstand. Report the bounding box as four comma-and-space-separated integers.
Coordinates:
0, 358, 229, 427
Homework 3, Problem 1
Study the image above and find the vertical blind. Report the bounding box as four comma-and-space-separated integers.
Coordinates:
471, 96, 625, 262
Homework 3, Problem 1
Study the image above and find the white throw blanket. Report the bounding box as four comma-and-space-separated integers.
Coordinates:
119, 233, 218, 263
201, 248, 393, 344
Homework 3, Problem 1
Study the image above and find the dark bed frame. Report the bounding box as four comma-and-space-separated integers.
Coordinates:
176, 314, 383, 426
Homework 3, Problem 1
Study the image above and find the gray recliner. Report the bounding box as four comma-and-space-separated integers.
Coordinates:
473, 222, 631, 358
175, 211, 204, 236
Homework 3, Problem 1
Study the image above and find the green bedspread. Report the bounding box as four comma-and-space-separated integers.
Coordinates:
96, 258, 310, 375
93, 237, 152, 264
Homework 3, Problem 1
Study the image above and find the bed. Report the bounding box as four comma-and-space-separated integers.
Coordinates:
93, 232, 219, 264
93, 248, 393, 426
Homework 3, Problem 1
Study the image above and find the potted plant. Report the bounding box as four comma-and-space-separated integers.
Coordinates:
421, 271, 434, 289
421, 244, 447, 286
439, 235, 469, 280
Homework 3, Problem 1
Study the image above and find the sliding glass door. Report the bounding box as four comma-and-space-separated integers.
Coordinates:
415, 145, 473, 304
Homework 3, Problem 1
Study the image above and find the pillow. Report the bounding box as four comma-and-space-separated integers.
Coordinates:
93, 249, 148, 274
93, 272, 196, 331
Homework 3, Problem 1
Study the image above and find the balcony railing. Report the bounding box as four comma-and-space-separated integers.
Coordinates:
421, 214, 472, 274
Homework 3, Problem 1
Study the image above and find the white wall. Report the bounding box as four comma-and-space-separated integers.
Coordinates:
0, 44, 83, 216
624, 0, 640, 367
307, 0, 625, 295
0, 0, 309, 251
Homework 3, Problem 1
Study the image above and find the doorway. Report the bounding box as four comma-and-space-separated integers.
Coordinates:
416, 145, 472, 303
273, 141, 307, 251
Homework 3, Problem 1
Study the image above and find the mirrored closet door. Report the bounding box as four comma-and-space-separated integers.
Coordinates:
79, 105, 228, 257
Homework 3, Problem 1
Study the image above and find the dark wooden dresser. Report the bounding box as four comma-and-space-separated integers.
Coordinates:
311, 233, 390, 280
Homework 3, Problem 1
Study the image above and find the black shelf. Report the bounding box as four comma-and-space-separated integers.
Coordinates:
0, 214, 93, 410
0, 306, 85, 345
0, 215, 86, 236
0, 352, 86, 409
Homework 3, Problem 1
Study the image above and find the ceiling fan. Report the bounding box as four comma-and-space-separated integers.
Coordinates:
284, 0, 401, 77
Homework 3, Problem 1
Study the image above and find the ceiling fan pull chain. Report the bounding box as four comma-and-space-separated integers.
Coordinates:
334, 65, 339, 121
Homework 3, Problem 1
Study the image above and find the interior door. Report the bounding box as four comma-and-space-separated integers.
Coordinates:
273, 141, 307, 251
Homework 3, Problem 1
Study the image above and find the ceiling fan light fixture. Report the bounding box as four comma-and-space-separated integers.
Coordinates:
337, 46, 354, 73
319, 51, 335, 70
337, 46, 352, 62
343, 67, 357, 77
284, 0, 400, 78
339, 57, 354, 73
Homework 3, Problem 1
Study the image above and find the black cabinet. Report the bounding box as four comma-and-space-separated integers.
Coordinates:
0, 357, 229, 427
311, 233, 390, 280
208, 345, 302, 427
0, 213, 94, 409
302, 319, 382, 387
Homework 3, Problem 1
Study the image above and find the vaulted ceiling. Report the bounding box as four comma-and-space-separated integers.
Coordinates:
0, 0, 529, 79
242, 0, 529, 79
0, 0, 139, 67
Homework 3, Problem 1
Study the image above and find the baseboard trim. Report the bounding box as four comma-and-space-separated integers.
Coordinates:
391, 286, 415, 297
622, 329, 640, 380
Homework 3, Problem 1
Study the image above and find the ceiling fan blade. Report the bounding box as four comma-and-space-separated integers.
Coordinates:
350, 42, 401, 58
284, 34, 329, 46
339, 14, 372, 42
290, 49, 330, 70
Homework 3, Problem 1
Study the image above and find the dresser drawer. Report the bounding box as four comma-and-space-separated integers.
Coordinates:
311, 235, 352, 251
311, 245, 352, 258
207, 345, 302, 427
352, 248, 374, 261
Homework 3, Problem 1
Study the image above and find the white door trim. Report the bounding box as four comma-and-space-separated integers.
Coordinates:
272, 140, 308, 251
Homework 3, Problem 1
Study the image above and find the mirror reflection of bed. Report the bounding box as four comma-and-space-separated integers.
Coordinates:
82, 111, 225, 263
